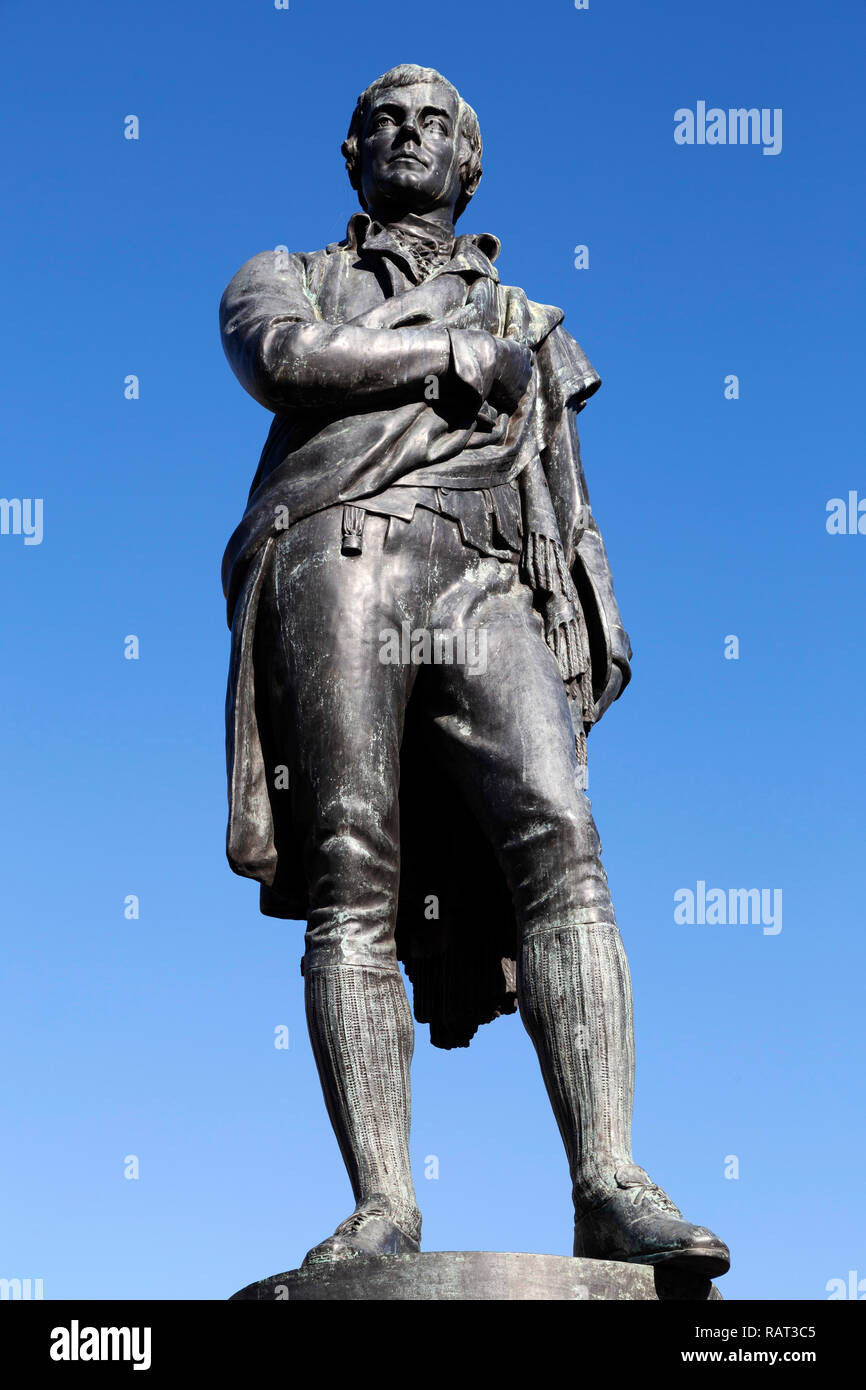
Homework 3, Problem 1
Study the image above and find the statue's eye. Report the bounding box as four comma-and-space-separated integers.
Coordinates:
424, 117, 448, 134
373, 114, 395, 130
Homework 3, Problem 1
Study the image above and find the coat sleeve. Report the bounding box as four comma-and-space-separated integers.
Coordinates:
534, 324, 632, 713
219, 249, 451, 411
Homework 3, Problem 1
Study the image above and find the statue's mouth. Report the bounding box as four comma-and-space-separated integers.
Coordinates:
389, 152, 427, 167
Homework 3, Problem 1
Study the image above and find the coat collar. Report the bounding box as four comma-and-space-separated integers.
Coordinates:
344, 212, 501, 285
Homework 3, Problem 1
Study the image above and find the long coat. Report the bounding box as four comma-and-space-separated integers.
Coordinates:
220, 216, 632, 1047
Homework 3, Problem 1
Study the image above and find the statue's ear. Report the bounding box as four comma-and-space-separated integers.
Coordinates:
458, 133, 481, 198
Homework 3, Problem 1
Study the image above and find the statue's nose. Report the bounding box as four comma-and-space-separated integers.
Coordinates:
396, 118, 421, 144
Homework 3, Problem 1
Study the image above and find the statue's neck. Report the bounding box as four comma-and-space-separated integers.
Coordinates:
371, 208, 456, 247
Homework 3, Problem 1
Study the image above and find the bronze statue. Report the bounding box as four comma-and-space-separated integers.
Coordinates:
219, 63, 730, 1281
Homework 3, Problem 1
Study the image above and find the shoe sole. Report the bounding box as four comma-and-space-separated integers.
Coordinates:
625, 1245, 731, 1279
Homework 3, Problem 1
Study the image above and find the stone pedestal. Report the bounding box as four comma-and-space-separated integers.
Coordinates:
230, 1252, 723, 1301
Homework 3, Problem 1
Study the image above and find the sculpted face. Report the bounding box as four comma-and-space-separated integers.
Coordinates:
359, 80, 468, 222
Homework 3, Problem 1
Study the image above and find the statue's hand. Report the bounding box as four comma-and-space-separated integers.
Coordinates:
347, 274, 469, 329
450, 330, 531, 414
491, 337, 533, 413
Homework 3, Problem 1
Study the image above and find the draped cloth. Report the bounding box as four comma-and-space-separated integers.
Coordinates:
220, 221, 632, 1047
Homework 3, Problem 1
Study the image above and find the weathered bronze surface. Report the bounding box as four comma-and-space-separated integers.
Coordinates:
230, 1253, 724, 1302
219, 63, 730, 1286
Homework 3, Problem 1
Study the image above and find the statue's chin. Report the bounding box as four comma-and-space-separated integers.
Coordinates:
367, 170, 439, 215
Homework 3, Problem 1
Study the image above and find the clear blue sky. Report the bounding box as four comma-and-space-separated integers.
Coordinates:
1, 0, 863, 1301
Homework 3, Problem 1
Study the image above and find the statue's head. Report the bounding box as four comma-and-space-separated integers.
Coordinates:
342, 64, 482, 224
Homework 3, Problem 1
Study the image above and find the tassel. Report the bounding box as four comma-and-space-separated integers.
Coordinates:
341, 504, 366, 556
521, 531, 573, 598
543, 594, 587, 683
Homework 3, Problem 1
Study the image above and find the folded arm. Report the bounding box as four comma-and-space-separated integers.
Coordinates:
220, 251, 455, 410
219, 249, 531, 414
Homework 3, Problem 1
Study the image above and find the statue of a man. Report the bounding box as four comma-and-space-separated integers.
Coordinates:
219, 63, 730, 1280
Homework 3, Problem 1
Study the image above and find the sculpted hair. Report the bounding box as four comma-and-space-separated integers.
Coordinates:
342, 64, 483, 220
